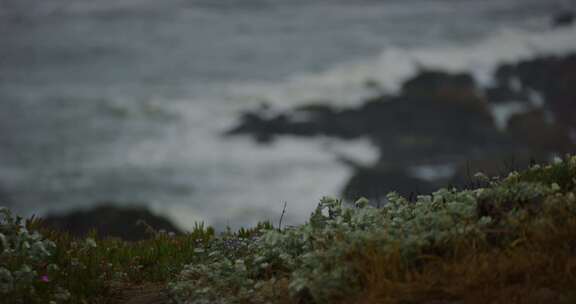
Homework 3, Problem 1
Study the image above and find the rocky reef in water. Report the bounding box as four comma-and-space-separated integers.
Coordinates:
552, 10, 575, 28
226, 53, 576, 201
41, 204, 182, 241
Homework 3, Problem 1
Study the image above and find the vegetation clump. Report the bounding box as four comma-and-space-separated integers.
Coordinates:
1, 155, 576, 303
0, 208, 70, 303
170, 155, 576, 304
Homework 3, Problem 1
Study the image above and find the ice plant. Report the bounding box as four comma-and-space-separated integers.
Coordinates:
0, 207, 69, 303
170, 155, 576, 304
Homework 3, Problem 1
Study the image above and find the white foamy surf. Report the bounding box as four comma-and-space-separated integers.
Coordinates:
229, 24, 576, 110
3, 0, 576, 231
161, 23, 576, 230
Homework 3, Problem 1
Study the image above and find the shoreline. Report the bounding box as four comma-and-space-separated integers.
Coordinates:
227, 52, 576, 201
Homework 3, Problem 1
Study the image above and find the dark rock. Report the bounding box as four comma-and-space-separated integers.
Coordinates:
495, 54, 576, 129
401, 70, 475, 98
342, 165, 437, 202
227, 70, 501, 163
293, 103, 336, 116
448, 153, 550, 189
400, 70, 489, 114
227, 54, 576, 204
226, 109, 331, 143
552, 11, 575, 28
484, 85, 531, 103
42, 204, 182, 241
507, 109, 575, 153
370, 98, 501, 161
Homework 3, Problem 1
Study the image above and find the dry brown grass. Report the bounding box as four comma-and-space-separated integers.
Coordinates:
348, 201, 576, 304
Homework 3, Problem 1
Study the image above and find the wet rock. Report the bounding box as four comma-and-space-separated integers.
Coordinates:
226, 108, 332, 143
372, 98, 500, 158
42, 204, 182, 241
342, 165, 437, 202
227, 54, 576, 203
484, 85, 531, 104
293, 103, 337, 116
495, 54, 576, 128
401, 70, 489, 114
448, 153, 550, 189
227, 70, 501, 163
401, 71, 475, 97
552, 11, 575, 28
507, 109, 575, 153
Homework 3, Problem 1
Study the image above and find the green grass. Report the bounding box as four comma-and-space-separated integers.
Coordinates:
1, 155, 576, 304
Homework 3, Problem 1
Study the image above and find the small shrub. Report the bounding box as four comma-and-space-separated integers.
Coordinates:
170, 155, 576, 304
0, 208, 70, 303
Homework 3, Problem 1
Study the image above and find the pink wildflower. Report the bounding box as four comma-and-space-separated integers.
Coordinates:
40, 275, 50, 282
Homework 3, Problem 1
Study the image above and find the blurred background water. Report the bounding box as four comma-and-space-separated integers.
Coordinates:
0, 0, 575, 230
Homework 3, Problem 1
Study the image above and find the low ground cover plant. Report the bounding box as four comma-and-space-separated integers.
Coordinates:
170, 155, 576, 304
1, 155, 575, 303
0, 211, 217, 303
0, 208, 69, 303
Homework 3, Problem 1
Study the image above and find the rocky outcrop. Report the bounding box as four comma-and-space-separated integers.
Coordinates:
228, 71, 500, 160
552, 11, 575, 28
507, 109, 575, 153
42, 204, 182, 241
342, 165, 438, 202
447, 152, 551, 189
400, 71, 487, 114
226, 53, 576, 201
495, 54, 576, 129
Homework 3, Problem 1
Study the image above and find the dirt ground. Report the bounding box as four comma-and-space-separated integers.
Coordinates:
110, 283, 172, 304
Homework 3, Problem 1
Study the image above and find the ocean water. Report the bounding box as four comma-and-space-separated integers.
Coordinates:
1, 0, 575, 230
